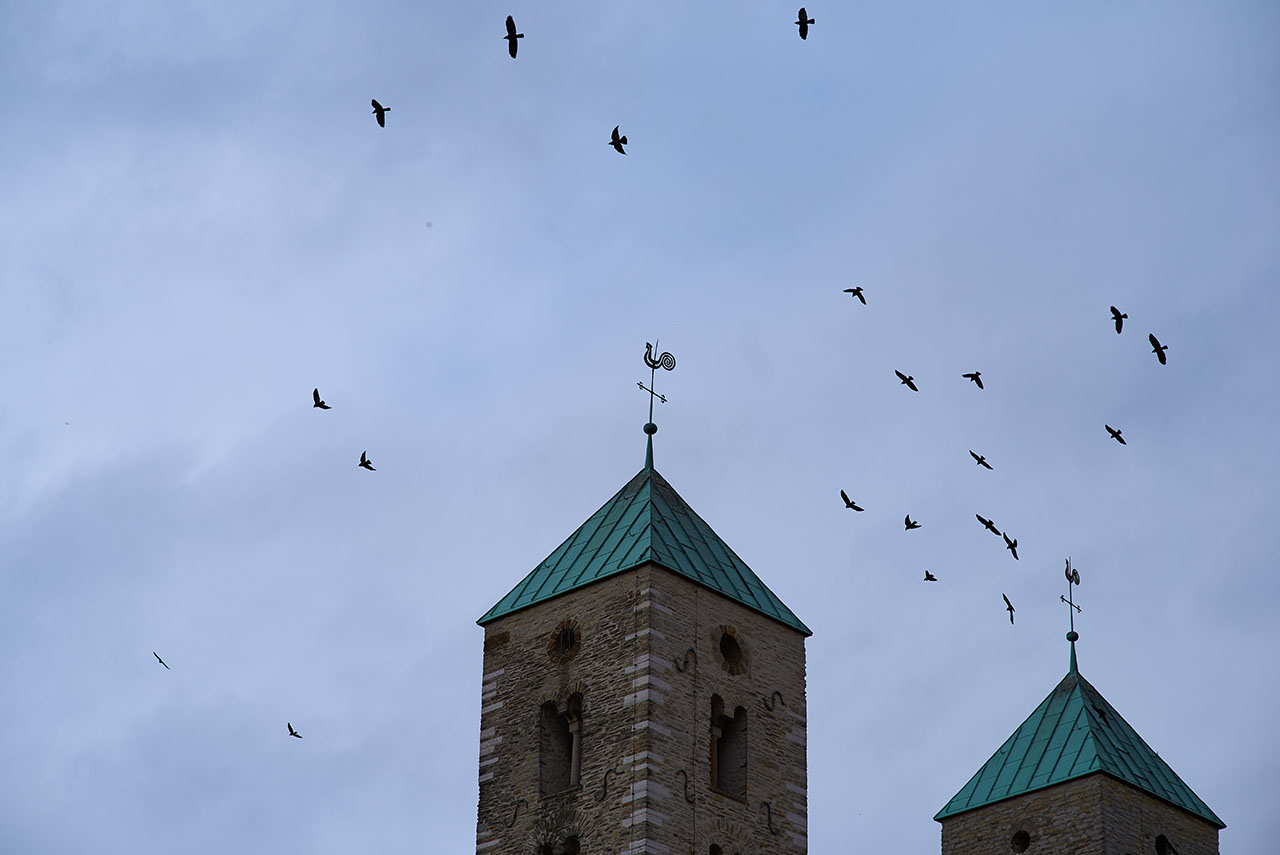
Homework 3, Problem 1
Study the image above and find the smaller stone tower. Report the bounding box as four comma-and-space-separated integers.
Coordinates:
935, 632, 1225, 855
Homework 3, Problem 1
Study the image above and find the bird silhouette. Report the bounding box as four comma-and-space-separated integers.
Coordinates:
976, 514, 1001, 536
312, 388, 330, 409
1110, 306, 1127, 334
504, 15, 523, 58
1065, 558, 1080, 586
153, 651, 169, 670
894, 370, 919, 392
371, 99, 389, 127
962, 371, 984, 389
1003, 532, 1019, 560
359, 451, 376, 471
843, 287, 866, 304
795, 7, 814, 39
840, 489, 864, 511
924, 570, 937, 582
288, 722, 302, 739
969, 450, 993, 470
1149, 332, 1168, 365
1105, 424, 1126, 445
904, 514, 921, 531
1003, 594, 1015, 624
609, 125, 628, 155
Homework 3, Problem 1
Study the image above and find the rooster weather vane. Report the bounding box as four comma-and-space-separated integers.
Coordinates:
638, 341, 676, 433
1061, 557, 1082, 634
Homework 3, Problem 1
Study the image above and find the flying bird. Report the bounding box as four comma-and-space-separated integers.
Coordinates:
924, 570, 937, 582
962, 371, 984, 389
371, 99, 389, 127
609, 125, 628, 155
153, 651, 169, 670
504, 15, 523, 58
1149, 332, 1168, 365
312, 388, 330, 409
359, 451, 376, 471
839, 489, 864, 511
843, 287, 866, 304
1003, 532, 1019, 560
1105, 424, 1126, 445
288, 722, 302, 739
1110, 306, 1127, 334
1003, 594, 1015, 625
976, 514, 1001, 536
969, 450, 993, 470
904, 514, 921, 531
894, 370, 919, 392
795, 7, 814, 39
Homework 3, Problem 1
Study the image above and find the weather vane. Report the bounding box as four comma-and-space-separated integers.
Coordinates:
637, 340, 676, 434
1061, 557, 1082, 635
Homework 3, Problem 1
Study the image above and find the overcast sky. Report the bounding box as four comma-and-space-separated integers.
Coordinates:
2, 1, 1277, 852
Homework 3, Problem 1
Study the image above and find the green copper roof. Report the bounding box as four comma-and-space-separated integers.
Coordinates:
935, 650, 1223, 827
477, 460, 811, 636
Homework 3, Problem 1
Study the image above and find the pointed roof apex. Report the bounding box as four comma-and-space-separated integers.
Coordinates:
935, 661, 1223, 828
477, 462, 811, 636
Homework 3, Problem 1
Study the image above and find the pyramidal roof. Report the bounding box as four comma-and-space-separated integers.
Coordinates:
935, 644, 1223, 828
477, 446, 811, 636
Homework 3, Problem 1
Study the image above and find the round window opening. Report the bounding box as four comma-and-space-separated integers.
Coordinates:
1155, 835, 1172, 855
547, 619, 582, 663
1011, 830, 1031, 853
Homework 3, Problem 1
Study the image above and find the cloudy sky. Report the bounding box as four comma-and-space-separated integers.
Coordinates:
2, 1, 1277, 852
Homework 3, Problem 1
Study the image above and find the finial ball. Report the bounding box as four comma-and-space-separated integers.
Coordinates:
1066, 631, 1079, 642
644, 423, 657, 435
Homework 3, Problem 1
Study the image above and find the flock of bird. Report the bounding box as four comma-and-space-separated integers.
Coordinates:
836, 289, 1171, 624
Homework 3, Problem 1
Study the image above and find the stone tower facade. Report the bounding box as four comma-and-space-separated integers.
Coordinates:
474, 454, 810, 855
935, 639, 1224, 855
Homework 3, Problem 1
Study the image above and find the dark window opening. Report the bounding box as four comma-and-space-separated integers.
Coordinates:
1155, 835, 1177, 855
710, 847, 723, 855
1012, 829, 1031, 852
710, 695, 747, 796
562, 835, 580, 855
538, 846, 554, 855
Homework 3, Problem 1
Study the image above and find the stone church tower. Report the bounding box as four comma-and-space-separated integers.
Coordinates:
473, 433, 811, 855
935, 632, 1225, 854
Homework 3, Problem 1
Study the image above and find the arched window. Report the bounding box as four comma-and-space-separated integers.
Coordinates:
562, 835, 581, 855
539, 695, 584, 794
709, 696, 747, 795
709, 846, 723, 855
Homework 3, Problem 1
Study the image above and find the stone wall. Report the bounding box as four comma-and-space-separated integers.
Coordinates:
938, 774, 1219, 855
474, 562, 810, 855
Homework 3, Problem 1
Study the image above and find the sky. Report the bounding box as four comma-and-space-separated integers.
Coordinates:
1, 1, 1277, 852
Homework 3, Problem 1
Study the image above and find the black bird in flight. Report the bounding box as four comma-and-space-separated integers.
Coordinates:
504, 15, 523, 58
1110, 306, 1127, 334
359, 450, 376, 471
924, 570, 937, 582
1149, 332, 1168, 365
969, 450, 993, 470
843, 287, 866, 304
312, 388, 330, 409
895, 370, 919, 392
371, 99, 389, 127
609, 125, 628, 155
840, 489, 864, 511
153, 651, 169, 670
795, 7, 814, 39
1105, 424, 1126, 445
1003, 532, 1019, 560
976, 514, 1001, 536
904, 514, 921, 531
288, 722, 302, 739
1003, 593, 1015, 625
962, 371, 984, 389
